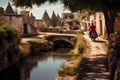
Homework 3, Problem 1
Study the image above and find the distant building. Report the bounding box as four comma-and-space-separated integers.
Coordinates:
0, 2, 23, 35
0, 2, 37, 36
60, 13, 80, 30
34, 19, 47, 30
42, 10, 52, 27
20, 11, 37, 36
51, 11, 60, 27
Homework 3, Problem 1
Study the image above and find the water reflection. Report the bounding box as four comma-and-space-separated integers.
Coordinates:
0, 48, 70, 80
30, 56, 66, 80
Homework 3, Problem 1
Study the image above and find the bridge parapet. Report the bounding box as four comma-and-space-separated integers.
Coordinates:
46, 35, 77, 46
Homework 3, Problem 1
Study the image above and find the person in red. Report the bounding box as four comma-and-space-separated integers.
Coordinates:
89, 22, 97, 37
89, 23, 96, 32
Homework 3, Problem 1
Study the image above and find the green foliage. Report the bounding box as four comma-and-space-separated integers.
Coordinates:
0, 7, 4, 13
61, 0, 120, 12
4, 26, 18, 41
58, 62, 77, 76
0, 21, 18, 47
12, 0, 59, 9
70, 34, 87, 55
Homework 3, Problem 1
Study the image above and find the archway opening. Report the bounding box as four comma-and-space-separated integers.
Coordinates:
53, 40, 73, 50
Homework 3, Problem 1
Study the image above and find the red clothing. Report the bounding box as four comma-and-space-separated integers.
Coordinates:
89, 25, 96, 32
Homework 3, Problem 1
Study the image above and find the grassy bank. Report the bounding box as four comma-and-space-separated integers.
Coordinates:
19, 37, 53, 58
57, 33, 87, 78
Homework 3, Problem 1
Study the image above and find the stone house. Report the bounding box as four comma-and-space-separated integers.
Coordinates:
0, 2, 37, 36
0, 2, 23, 35
41, 10, 80, 30
82, 12, 120, 38
90, 12, 107, 38
34, 19, 47, 30
42, 10, 52, 27
20, 11, 37, 36
60, 13, 80, 30
51, 11, 60, 27
81, 12, 107, 38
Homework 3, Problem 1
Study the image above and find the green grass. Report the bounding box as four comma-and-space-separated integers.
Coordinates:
69, 33, 87, 55
19, 37, 53, 57
58, 33, 87, 76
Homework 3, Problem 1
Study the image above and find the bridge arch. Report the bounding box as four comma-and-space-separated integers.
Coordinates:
52, 38, 75, 49
46, 35, 76, 49
53, 40, 73, 50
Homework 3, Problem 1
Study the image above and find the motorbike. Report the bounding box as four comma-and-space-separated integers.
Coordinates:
90, 31, 98, 42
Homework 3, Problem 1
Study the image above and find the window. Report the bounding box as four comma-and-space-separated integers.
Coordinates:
9, 17, 12, 20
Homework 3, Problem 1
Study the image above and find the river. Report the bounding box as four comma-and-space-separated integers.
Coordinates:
0, 48, 71, 80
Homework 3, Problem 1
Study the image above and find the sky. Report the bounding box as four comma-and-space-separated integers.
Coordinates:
0, 0, 71, 19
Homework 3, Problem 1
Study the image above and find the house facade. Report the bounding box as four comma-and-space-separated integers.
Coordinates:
20, 11, 37, 36
60, 13, 80, 30
34, 19, 47, 30
81, 12, 107, 38
82, 12, 120, 38
0, 2, 37, 36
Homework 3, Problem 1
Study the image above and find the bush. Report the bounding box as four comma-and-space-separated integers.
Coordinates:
58, 62, 77, 76
70, 34, 87, 55
0, 21, 19, 48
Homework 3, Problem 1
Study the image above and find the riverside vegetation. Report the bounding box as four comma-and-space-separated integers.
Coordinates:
57, 33, 87, 80
0, 20, 20, 71
0, 20, 87, 79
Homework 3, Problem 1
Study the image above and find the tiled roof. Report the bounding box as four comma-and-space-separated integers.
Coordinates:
42, 10, 52, 26
4, 2, 15, 14
42, 10, 51, 20
57, 14, 61, 19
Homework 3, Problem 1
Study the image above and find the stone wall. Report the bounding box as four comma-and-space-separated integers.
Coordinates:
108, 32, 120, 80
0, 15, 23, 35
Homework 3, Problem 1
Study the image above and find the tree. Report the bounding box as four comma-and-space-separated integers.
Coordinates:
11, 0, 120, 37
11, 0, 58, 9
61, 0, 120, 37
0, 7, 4, 13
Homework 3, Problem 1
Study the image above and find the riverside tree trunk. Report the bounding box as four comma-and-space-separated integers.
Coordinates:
103, 11, 117, 38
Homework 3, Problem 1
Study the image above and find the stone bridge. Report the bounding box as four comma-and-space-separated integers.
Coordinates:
45, 34, 77, 48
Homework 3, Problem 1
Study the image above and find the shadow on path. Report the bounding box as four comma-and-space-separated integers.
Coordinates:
77, 54, 110, 80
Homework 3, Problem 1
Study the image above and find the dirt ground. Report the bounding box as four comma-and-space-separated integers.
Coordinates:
56, 34, 110, 80
76, 35, 110, 80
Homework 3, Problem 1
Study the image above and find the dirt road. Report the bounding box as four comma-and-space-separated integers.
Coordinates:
77, 35, 110, 80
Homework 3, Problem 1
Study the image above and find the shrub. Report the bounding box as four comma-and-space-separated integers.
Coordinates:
0, 21, 19, 48
70, 34, 87, 55
58, 34, 87, 76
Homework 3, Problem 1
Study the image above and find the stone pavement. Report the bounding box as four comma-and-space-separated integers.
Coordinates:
77, 35, 110, 80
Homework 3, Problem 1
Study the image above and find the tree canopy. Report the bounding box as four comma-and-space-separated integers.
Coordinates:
11, 0, 120, 37
11, 0, 120, 12
60, 0, 120, 37
61, 0, 120, 12
11, 0, 58, 9
0, 7, 4, 13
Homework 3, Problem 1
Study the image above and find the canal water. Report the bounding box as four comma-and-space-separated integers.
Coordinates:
0, 48, 71, 80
